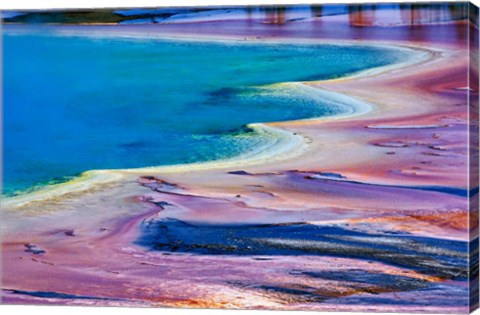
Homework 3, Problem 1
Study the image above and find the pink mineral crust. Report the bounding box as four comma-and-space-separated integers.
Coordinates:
1, 5, 477, 313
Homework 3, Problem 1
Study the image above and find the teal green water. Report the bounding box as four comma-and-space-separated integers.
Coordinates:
3, 31, 408, 195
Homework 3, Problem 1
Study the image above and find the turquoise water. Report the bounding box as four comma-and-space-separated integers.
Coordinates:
3, 31, 407, 195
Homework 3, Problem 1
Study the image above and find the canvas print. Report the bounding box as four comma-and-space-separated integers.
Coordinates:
1, 1, 479, 313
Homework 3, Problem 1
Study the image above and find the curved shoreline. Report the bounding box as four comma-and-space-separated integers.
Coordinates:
2, 35, 435, 210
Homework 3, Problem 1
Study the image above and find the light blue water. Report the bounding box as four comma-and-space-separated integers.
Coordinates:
3, 31, 408, 195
